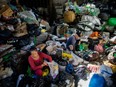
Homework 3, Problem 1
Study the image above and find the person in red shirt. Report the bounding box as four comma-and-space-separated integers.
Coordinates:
28, 46, 52, 76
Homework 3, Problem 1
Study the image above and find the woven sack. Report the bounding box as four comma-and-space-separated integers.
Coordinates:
13, 22, 28, 37
64, 11, 76, 23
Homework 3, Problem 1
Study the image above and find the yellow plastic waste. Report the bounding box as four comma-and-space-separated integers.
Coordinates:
62, 53, 73, 59
41, 29, 46, 33
104, 61, 116, 73
42, 68, 49, 76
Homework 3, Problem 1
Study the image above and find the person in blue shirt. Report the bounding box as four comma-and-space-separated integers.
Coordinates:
66, 30, 82, 51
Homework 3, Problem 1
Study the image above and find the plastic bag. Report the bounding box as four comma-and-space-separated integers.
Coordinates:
63, 11, 76, 23
65, 63, 74, 74
71, 52, 83, 66
89, 74, 106, 87
47, 61, 59, 79
13, 22, 28, 37
94, 44, 104, 53
0, 67, 13, 79
75, 65, 88, 80
17, 11, 38, 24
77, 21, 94, 31
85, 3, 100, 16
100, 65, 113, 77
108, 51, 116, 60
108, 18, 116, 26
81, 15, 101, 26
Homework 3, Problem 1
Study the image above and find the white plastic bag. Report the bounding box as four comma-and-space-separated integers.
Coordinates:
18, 11, 38, 24
0, 67, 13, 79
108, 51, 115, 60
16, 74, 24, 87
81, 15, 101, 25
71, 52, 83, 66
47, 61, 59, 79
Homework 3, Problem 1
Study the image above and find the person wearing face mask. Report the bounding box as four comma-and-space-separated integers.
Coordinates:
66, 30, 82, 52
28, 46, 52, 76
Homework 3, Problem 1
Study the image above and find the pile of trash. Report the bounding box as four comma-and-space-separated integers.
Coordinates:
0, 0, 116, 87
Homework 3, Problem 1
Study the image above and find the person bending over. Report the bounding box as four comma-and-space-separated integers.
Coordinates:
28, 46, 52, 76
66, 30, 82, 51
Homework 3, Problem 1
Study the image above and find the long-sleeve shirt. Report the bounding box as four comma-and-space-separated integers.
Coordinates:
66, 36, 76, 48
66, 35, 79, 51
28, 52, 52, 71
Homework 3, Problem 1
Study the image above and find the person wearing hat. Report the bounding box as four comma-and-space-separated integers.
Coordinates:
28, 46, 52, 76
66, 30, 82, 52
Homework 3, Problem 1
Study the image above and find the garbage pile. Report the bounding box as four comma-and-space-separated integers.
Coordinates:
0, 0, 116, 87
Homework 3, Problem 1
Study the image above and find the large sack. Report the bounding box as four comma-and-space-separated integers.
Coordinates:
17, 11, 38, 24
64, 11, 76, 23
53, 71, 74, 87
81, 15, 101, 26
0, 2, 13, 17
13, 22, 28, 37
36, 33, 49, 44
0, 67, 13, 79
0, 28, 12, 44
56, 24, 69, 36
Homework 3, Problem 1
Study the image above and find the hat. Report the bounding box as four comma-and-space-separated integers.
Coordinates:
76, 30, 82, 37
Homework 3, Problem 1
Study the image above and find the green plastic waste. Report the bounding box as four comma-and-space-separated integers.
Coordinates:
104, 44, 108, 49
34, 35, 37, 46
74, 2, 80, 14
113, 52, 116, 58
79, 44, 84, 51
108, 18, 116, 26
82, 43, 88, 51
27, 66, 33, 77
3, 53, 12, 62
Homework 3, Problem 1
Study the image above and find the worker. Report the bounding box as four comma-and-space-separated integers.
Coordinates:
66, 30, 82, 52
28, 46, 52, 76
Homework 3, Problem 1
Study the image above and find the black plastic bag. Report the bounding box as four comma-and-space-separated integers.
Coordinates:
18, 76, 32, 87
1, 76, 16, 87
53, 71, 74, 87
18, 35, 30, 48
31, 76, 51, 87
0, 29, 12, 44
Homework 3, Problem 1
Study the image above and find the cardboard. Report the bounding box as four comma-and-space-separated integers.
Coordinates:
13, 22, 28, 37
0, 3, 13, 17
